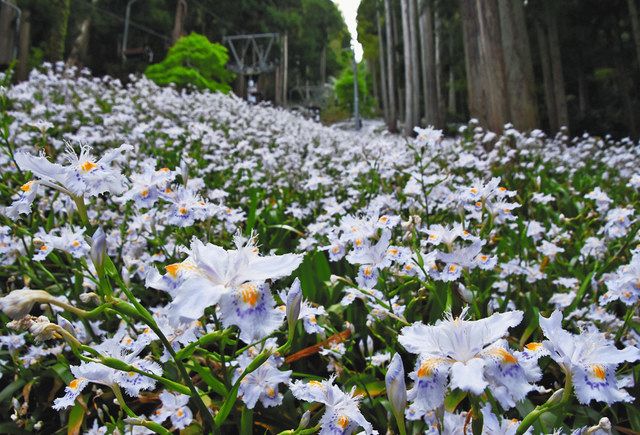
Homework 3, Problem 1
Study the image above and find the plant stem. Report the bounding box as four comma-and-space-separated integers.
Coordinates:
516, 370, 573, 435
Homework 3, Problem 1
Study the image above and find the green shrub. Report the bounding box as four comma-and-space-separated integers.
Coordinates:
145, 33, 234, 93
332, 62, 376, 117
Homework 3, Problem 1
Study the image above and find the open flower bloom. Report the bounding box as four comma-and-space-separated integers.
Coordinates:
219, 282, 284, 343
234, 352, 291, 409
53, 333, 161, 410
120, 164, 175, 209
539, 310, 640, 405
151, 390, 193, 430
290, 377, 373, 435
32, 226, 90, 261
164, 187, 211, 227
435, 241, 494, 282
398, 308, 532, 418
18, 143, 131, 196
601, 252, 640, 306
5, 144, 132, 217
147, 236, 302, 321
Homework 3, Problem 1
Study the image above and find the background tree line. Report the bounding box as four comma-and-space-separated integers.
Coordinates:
357, 0, 640, 138
0, 0, 351, 104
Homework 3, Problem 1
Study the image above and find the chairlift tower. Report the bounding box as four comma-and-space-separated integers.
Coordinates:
223, 33, 280, 103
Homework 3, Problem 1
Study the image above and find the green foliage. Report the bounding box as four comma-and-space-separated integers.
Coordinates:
144, 33, 234, 93
333, 61, 375, 116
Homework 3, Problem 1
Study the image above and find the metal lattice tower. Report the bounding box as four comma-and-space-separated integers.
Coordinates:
223, 33, 278, 76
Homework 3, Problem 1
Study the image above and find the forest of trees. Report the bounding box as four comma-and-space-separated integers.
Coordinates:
357, 0, 640, 138
1, 0, 640, 138
0, 0, 351, 104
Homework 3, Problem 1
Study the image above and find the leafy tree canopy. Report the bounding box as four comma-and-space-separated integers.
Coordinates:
144, 33, 234, 93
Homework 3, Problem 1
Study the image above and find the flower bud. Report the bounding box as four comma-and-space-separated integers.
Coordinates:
385, 353, 407, 421
79, 292, 100, 304
0, 289, 53, 319
286, 278, 303, 332
297, 410, 311, 429
90, 227, 106, 270
457, 283, 473, 303
545, 388, 564, 406
180, 159, 189, 185
586, 417, 612, 434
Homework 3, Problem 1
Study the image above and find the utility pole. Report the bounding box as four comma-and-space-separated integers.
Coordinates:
283, 33, 288, 105
122, 0, 139, 61
353, 51, 361, 130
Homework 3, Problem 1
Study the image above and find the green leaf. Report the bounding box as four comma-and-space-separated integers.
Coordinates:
0, 379, 26, 403
268, 224, 305, 237
627, 403, 640, 431
444, 389, 467, 413
240, 406, 253, 435
67, 403, 85, 435
245, 189, 262, 236
188, 362, 228, 397
49, 362, 74, 383
0, 423, 31, 435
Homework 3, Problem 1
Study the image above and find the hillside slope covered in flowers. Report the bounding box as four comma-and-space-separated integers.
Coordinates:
0, 65, 639, 434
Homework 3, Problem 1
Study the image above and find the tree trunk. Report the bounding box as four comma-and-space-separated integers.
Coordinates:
628, 0, 640, 71
377, 9, 390, 124
545, 2, 568, 130
275, 60, 282, 105
434, 8, 445, 125
401, 0, 416, 135
419, 0, 439, 126
391, 0, 404, 123
476, 0, 510, 132
0, 0, 18, 66
577, 70, 587, 119
408, 0, 421, 126
67, 0, 99, 68
320, 45, 326, 84
384, 0, 398, 132
448, 66, 456, 114
370, 59, 380, 109
171, 0, 188, 44
498, 0, 538, 131
536, 20, 557, 132
460, 0, 511, 132
16, 9, 30, 81
45, 0, 71, 62
447, 31, 457, 115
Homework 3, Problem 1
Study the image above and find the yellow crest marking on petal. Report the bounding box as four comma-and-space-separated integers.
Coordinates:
165, 263, 181, 278
239, 284, 259, 307
525, 342, 542, 351
417, 358, 440, 378
591, 364, 606, 380
80, 161, 97, 172
492, 347, 518, 364
337, 416, 349, 429
20, 181, 34, 192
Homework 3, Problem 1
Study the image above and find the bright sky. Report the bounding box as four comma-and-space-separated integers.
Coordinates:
333, 0, 363, 62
